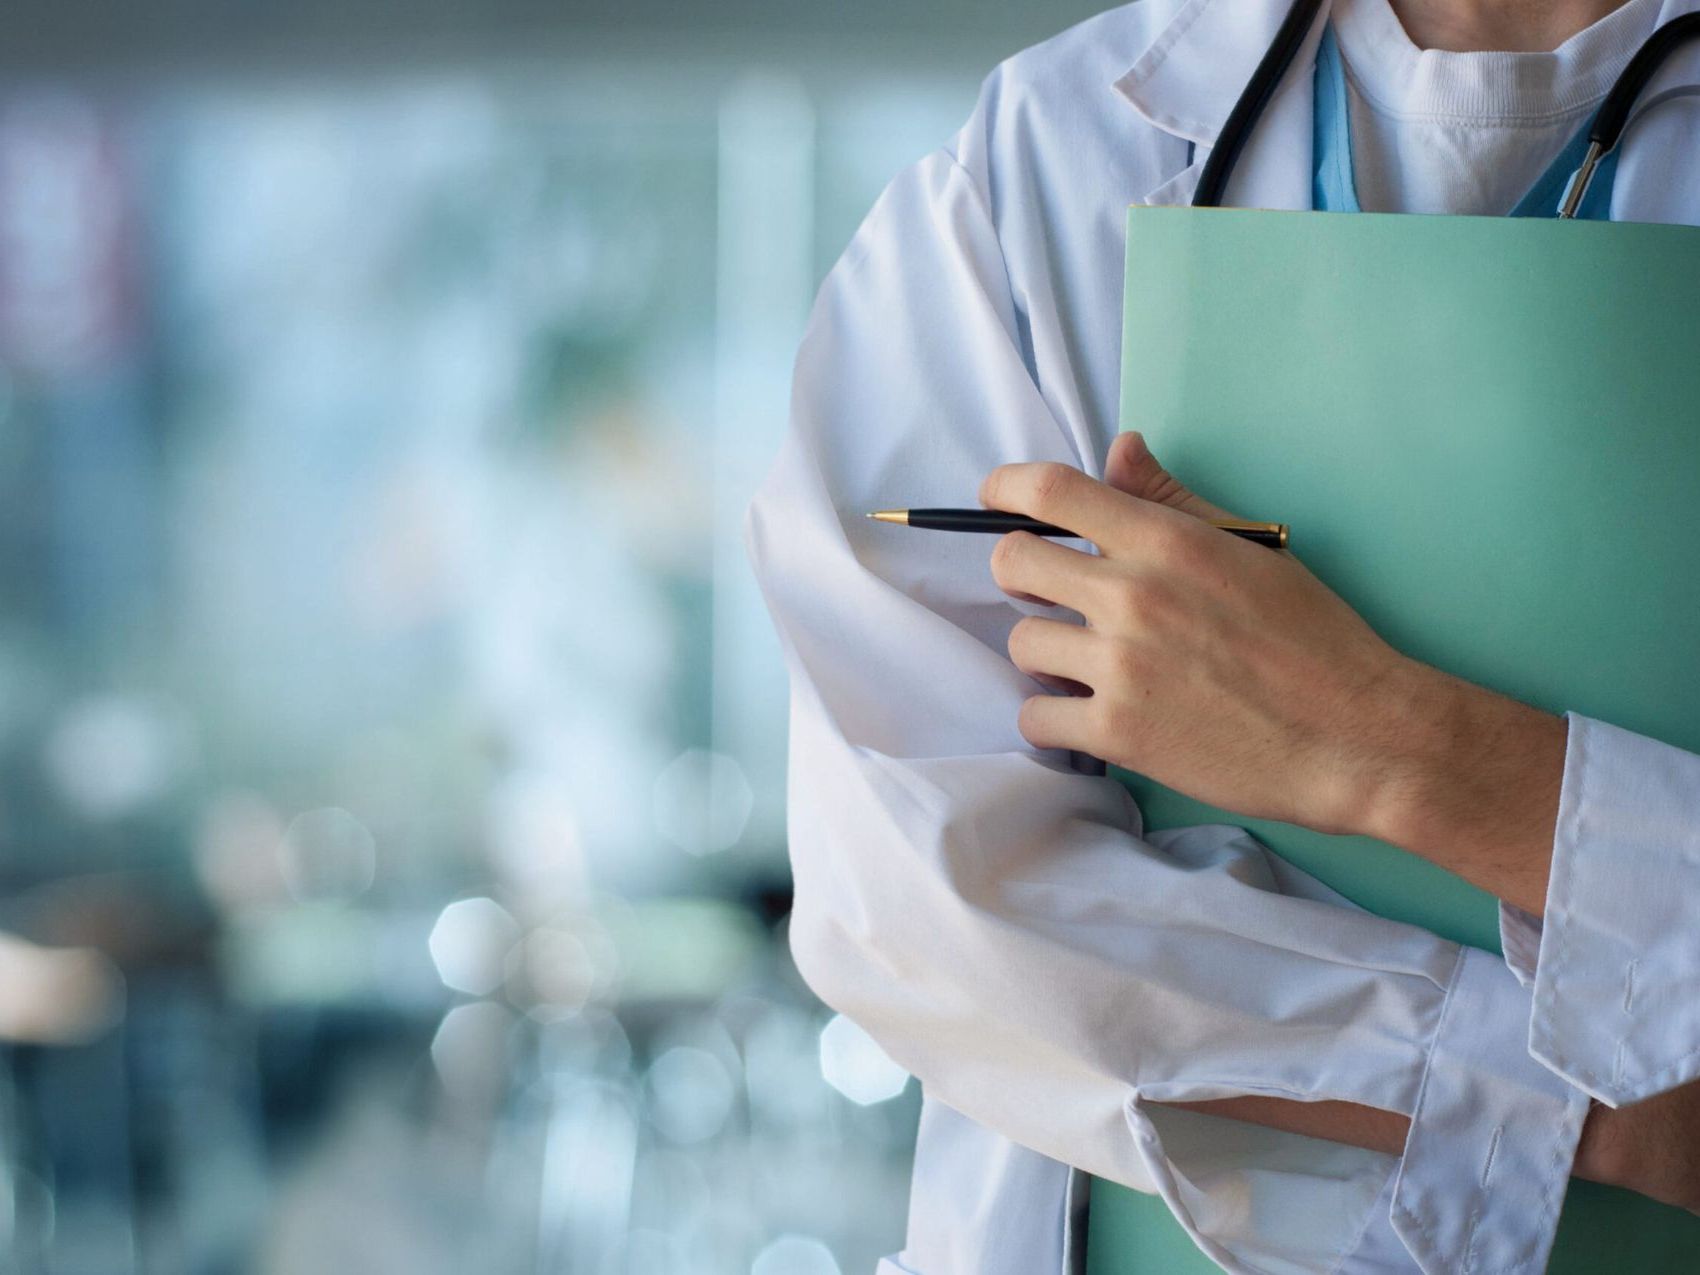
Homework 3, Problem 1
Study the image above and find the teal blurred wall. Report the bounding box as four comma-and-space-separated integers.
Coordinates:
4, 0, 1110, 75
0, 4, 1114, 1274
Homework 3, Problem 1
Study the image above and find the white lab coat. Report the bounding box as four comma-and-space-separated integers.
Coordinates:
745, 1, 1700, 1271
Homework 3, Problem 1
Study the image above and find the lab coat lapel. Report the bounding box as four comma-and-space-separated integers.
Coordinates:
1113, 0, 1333, 210
1138, 161, 1205, 208
1611, 0, 1700, 225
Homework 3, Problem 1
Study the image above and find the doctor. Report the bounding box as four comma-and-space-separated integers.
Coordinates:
746, 0, 1700, 1270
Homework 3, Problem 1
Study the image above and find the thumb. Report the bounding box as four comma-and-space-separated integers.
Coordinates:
1104, 431, 1236, 520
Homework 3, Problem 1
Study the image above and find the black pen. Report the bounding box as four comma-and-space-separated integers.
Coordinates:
866, 508, 1289, 550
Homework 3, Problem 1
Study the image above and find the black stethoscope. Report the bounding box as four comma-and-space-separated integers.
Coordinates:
1193, 0, 1700, 216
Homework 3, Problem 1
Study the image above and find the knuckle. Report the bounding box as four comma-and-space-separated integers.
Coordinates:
1107, 637, 1144, 683
1029, 462, 1076, 512
1101, 576, 1146, 631
1087, 695, 1127, 744
1016, 696, 1047, 742
990, 530, 1029, 578
1130, 575, 1182, 632
1007, 614, 1039, 660
1143, 518, 1196, 565
1145, 464, 1190, 509
1099, 695, 1142, 744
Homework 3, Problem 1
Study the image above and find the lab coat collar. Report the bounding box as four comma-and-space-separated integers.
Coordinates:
1113, 0, 1333, 210
1614, 0, 1700, 223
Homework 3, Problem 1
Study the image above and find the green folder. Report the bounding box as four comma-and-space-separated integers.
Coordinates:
1088, 206, 1700, 1272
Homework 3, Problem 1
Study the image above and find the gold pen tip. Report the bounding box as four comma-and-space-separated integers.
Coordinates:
867, 510, 909, 525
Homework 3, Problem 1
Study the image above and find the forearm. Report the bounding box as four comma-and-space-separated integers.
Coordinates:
1167, 1090, 1683, 1206
1165, 1095, 1409, 1157
1356, 658, 1568, 918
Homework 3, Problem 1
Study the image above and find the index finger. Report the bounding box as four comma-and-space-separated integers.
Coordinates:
979, 461, 1169, 553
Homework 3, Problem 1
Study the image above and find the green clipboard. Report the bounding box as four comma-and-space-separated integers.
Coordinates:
1088, 206, 1700, 1272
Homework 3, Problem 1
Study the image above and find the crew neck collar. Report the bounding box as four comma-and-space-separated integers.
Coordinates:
1332, 0, 1666, 121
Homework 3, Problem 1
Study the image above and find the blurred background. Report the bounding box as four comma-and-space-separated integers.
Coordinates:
0, 2, 1104, 1273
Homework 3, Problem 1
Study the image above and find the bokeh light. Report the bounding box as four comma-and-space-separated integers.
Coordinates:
0, 4, 1052, 1266
42, 694, 192, 819
646, 1046, 736, 1146
431, 1000, 518, 1104
751, 1234, 842, 1275
653, 749, 754, 857
429, 897, 520, 996
277, 806, 379, 903
818, 1014, 910, 1107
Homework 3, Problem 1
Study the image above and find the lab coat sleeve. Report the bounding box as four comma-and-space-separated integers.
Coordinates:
745, 127, 1589, 1274
1496, 710, 1700, 1106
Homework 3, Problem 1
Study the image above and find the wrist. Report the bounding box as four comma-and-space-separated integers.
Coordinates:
1575, 1086, 1700, 1212
1337, 655, 1467, 846
1346, 661, 1566, 915
1575, 1099, 1630, 1191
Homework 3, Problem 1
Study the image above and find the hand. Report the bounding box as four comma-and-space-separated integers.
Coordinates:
1577, 1082, 1700, 1214
982, 432, 1437, 837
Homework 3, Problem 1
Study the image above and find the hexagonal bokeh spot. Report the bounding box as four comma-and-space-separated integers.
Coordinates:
428, 896, 520, 996
818, 1013, 909, 1106
751, 1234, 841, 1275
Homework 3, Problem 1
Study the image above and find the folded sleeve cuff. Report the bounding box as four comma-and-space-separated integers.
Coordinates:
1497, 899, 1542, 990
1390, 945, 1590, 1275
1526, 711, 1700, 1106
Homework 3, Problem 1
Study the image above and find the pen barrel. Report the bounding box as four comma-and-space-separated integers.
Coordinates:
900, 509, 1288, 549
903, 509, 1070, 535
1218, 524, 1288, 549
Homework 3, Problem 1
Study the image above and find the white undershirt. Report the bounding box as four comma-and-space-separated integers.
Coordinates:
1334, 0, 1665, 214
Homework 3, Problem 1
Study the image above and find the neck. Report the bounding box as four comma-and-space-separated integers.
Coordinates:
1388, 0, 1640, 50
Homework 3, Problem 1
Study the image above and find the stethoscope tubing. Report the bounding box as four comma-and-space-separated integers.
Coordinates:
1592, 12, 1700, 149
1193, 1, 1700, 216
1191, 0, 1327, 208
